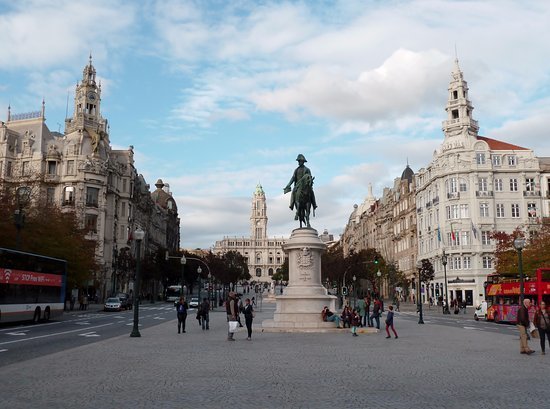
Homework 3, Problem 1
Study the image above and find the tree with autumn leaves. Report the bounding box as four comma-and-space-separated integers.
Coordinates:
491, 219, 550, 278
0, 184, 99, 290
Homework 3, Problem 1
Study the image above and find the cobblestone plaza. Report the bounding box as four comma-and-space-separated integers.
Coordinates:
1, 304, 547, 409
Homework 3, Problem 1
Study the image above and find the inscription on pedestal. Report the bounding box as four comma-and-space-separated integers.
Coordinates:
297, 247, 313, 282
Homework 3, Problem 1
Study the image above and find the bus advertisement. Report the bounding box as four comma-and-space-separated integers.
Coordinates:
0, 247, 67, 323
483, 268, 550, 324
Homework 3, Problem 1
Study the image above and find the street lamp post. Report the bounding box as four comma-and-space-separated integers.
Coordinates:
416, 260, 424, 324
130, 228, 145, 338
208, 272, 212, 310
442, 250, 450, 314
352, 275, 357, 308
376, 270, 382, 297
180, 255, 186, 298
513, 237, 526, 303
197, 266, 202, 303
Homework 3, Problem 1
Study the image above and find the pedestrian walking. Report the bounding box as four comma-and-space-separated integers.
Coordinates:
370, 297, 381, 329
385, 305, 398, 339
534, 301, 549, 355
200, 297, 210, 330
351, 308, 360, 337
226, 291, 239, 341
517, 298, 535, 355
357, 296, 367, 327
243, 298, 254, 340
176, 296, 188, 334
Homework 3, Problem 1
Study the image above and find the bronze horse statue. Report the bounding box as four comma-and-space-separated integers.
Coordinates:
294, 173, 314, 228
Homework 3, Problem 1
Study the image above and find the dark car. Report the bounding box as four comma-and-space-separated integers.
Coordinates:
116, 293, 133, 310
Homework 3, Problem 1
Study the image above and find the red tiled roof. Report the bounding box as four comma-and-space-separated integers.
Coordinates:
477, 135, 529, 151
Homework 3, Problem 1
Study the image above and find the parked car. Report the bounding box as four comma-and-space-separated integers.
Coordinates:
116, 293, 133, 310
104, 297, 122, 312
189, 297, 199, 308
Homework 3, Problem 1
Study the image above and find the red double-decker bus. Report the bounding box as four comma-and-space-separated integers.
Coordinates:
483, 268, 550, 323
0, 247, 67, 323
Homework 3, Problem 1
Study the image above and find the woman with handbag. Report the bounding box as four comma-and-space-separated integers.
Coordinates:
534, 301, 550, 355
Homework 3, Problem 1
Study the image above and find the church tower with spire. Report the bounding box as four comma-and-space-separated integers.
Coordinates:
441, 59, 479, 148
65, 55, 109, 157
251, 183, 267, 241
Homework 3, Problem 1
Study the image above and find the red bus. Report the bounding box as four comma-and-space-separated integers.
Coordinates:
0, 247, 67, 323
484, 268, 550, 323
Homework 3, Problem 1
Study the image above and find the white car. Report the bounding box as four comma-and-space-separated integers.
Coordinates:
104, 297, 122, 312
189, 297, 199, 308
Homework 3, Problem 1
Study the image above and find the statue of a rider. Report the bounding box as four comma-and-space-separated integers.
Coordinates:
284, 154, 318, 224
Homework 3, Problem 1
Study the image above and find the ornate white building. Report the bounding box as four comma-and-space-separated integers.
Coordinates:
0, 57, 180, 299
213, 184, 287, 282
416, 59, 548, 306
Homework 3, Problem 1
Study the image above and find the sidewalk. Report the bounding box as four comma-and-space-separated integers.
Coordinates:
1, 301, 547, 409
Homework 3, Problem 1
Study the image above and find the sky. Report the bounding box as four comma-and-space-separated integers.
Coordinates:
1, 0, 550, 249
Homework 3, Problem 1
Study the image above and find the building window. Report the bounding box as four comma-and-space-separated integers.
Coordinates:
492, 155, 501, 166
46, 187, 55, 204
122, 178, 127, 193
460, 204, 469, 218
268, 268, 274, 276
255, 268, 262, 277
478, 177, 488, 191
47, 161, 57, 175
510, 178, 518, 192
463, 257, 471, 269
459, 179, 468, 192
511, 203, 520, 218
482, 256, 493, 269
66, 160, 75, 175
494, 178, 503, 192
508, 155, 517, 166
480, 203, 489, 217
525, 178, 535, 192
85, 214, 98, 233
269, 256, 273, 264
63, 186, 75, 205
453, 257, 462, 270
86, 187, 99, 207
476, 153, 486, 165
461, 231, 470, 246
527, 203, 537, 218
22, 161, 30, 176
496, 203, 505, 218
452, 109, 459, 119
481, 231, 491, 245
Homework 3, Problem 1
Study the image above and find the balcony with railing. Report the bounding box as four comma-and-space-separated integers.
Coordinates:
523, 190, 541, 197
447, 192, 460, 200
432, 197, 440, 206
476, 191, 494, 197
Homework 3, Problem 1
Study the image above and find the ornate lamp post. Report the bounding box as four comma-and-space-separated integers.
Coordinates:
352, 275, 357, 308
208, 272, 212, 310
416, 260, 424, 325
513, 237, 526, 303
197, 266, 202, 303
180, 255, 187, 297
130, 228, 145, 338
376, 270, 382, 297
442, 250, 450, 314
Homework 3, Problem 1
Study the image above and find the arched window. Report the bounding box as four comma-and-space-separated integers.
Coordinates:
268, 268, 274, 276
255, 268, 262, 277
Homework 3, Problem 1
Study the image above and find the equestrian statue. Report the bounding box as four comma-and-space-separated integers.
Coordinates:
284, 154, 318, 228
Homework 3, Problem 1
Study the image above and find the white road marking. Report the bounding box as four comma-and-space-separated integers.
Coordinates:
0, 349, 8, 353
0, 323, 113, 346
78, 332, 100, 337
6, 330, 30, 336
126, 323, 142, 326
463, 326, 479, 330
75, 321, 91, 325
153, 317, 166, 320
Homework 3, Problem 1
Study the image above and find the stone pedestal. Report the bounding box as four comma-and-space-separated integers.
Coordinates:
262, 227, 337, 331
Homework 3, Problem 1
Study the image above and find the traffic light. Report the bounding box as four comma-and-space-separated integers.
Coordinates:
342, 286, 348, 296
374, 255, 379, 265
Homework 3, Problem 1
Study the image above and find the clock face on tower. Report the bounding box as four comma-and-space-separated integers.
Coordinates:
87, 91, 96, 102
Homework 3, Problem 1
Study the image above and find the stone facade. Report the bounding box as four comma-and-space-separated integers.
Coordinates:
0, 57, 180, 300
213, 184, 287, 282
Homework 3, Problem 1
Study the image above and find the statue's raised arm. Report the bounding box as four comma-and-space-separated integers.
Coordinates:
283, 154, 317, 228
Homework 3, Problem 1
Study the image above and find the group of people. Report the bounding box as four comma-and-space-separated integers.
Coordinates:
226, 291, 254, 341
517, 299, 549, 355
321, 296, 398, 339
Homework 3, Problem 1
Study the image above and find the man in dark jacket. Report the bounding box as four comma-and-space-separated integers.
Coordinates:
517, 298, 534, 355
176, 297, 188, 334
